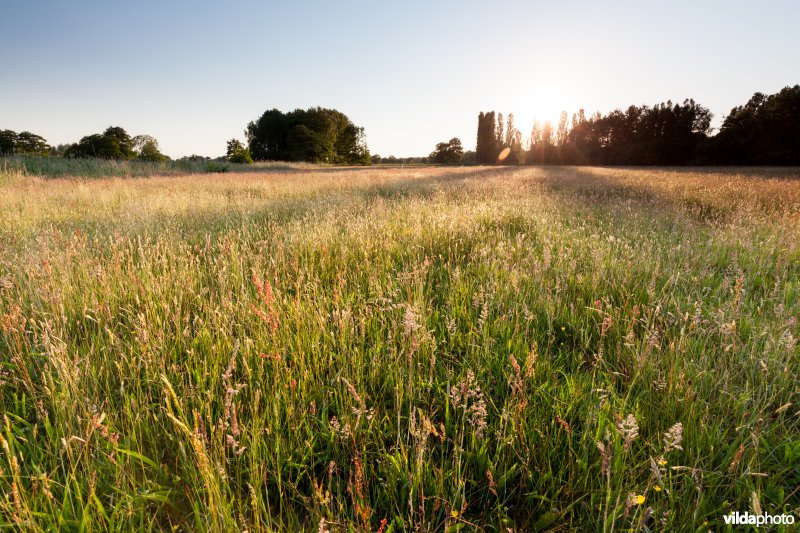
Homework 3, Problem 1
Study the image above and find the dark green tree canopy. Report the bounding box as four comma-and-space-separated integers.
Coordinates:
66, 134, 124, 159
246, 107, 370, 164
710, 85, 800, 164
0, 130, 20, 155
475, 112, 499, 164
430, 138, 464, 165
133, 135, 169, 162
226, 139, 253, 164
16, 131, 50, 155
65, 127, 167, 160
0, 129, 50, 155
103, 127, 135, 158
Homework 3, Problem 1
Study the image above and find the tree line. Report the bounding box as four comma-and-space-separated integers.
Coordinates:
4, 88, 796, 167
476, 85, 800, 165
370, 155, 430, 165
0, 125, 255, 165
2, 107, 372, 166
0, 126, 170, 162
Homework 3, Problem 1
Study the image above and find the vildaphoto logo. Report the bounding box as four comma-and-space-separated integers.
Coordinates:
723, 511, 795, 527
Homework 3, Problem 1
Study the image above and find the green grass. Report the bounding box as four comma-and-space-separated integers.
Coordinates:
0, 165, 798, 531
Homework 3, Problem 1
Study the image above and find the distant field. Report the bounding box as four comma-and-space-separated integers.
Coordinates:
0, 155, 303, 179
0, 165, 798, 531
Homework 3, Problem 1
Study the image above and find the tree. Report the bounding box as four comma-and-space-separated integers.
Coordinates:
505, 113, 515, 147
502, 114, 524, 164
49, 144, 74, 157
65, 126, 136, 159
708, 85, 800, 164
496, 112, 504, 152
133, 135, 168, 162
556, 112, 569, 146
16, 132, 49, 155
102, 126, 135, 158
226, 139, 253, 164
475, 111, 498, 164
0, 130, 19, 155
138, 140, 169, 162
430, 138, 463, 165
526, 120, 554, 164
66, 134, 123, 159
245, 107, 370, 164
286, 125, 323, 162
528, 120, 541, 160
335, 124, 370, 165
246, 109, 288, 161
178, 154, 211, 162
541, 121, 553, 149
0, 129, 50, 156
520, 99, 713, 165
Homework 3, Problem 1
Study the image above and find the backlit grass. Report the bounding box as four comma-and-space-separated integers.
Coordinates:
1, 165, 798, 531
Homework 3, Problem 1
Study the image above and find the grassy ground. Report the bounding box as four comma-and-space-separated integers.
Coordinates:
0, 156, 302, 179
0, 165, 798, 531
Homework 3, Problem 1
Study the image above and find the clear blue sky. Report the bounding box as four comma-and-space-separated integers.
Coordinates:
2, 0, 798, 158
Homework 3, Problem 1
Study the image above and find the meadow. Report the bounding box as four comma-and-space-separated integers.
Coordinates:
0, 162, 798, 531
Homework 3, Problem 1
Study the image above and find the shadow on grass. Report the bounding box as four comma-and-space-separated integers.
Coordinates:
529, 166, 753, 225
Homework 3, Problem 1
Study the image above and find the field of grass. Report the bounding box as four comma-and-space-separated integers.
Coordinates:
0, 155, 303, 180
1, 164, 798, 531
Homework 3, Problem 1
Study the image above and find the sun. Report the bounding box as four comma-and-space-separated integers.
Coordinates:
509, 86, 583, 134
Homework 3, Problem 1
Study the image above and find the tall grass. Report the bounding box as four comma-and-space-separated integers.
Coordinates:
0, 155, 302, 180
0, 165, 798, 530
